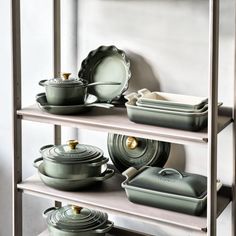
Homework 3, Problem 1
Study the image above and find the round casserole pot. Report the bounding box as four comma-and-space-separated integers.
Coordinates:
43, 205, 113, 236
34, 140, 108, 179
39, 72, 121, 105
39, 73, 89, 105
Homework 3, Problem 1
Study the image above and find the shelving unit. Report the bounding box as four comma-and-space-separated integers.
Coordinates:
11, 0, 236, 236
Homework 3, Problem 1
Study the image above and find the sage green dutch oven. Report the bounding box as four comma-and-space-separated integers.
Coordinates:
35, 140, 108, 179
122, 166, 220, 215
36, 163, 114, 191
39, 72, 121, 105
43, 205, 113, 236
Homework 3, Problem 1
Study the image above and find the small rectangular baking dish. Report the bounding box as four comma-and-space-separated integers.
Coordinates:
137, 88, 208, 110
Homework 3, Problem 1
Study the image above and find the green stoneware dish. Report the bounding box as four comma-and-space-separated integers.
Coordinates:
137, 88, 208, 110
122, 167, 222, 216
43, 205, 113, 236
37, 140, 108, 179
107, 133, 170, 173
125, 92, 209, 131
37, 162, 115, 191
78, 45, 131, 103
39, 72, 121, 106
36, 93, 114, 115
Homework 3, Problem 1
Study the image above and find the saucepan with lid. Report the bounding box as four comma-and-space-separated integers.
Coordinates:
33, 140, 108, 179
43, 205, 114, 236
39, 72, 121, 105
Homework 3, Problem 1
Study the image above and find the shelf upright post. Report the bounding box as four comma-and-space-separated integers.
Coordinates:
232, 0, 236, 234
207, 0, 220, 235
11, 0, 22, 235
53, 0, 62, 208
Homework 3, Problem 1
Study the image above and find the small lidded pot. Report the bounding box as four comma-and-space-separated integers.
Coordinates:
39, 73, 89, 105
43, 205, 114, 236
34, 140, 108, 179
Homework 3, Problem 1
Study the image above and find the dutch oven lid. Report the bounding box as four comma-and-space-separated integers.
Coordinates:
129, 167, 207, 198
47, 205, 108, 232
46, 73, 87, 88
107, 133, 170, 173
40, 140, 103, 163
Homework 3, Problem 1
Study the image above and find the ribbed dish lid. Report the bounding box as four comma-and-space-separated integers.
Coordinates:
45, 73, 86, 88
129, 167, 207, 198
41, 140, 103, 163
47, 205, 108, 232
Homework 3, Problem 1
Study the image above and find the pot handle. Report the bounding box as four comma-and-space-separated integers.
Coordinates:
92, 220, 114, 234
137, 88, 151, 97
36, 93, 46, 100
122, 167, 138, 180
87, 157, 109, 167
39, 144, 54, 154
33, 157, 43, 169
42, 207, 57, 219
158, 168, 184, 179
39, 79, 47, 87
94, 169, 115, 181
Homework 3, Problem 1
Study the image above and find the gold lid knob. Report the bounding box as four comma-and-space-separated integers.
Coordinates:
67, 140, 79, 150
126, 137, 138, 150
71, 205, 83, 214
62, 72, 71, 80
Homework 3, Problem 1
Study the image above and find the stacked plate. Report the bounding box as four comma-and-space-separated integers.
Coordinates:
125, 88, 220, 131
33, 140, 114, 191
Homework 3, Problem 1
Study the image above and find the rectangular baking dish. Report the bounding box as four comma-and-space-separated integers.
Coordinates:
122, 167, 222, 216
125, 93, 208, 131
137, 88, 208, 110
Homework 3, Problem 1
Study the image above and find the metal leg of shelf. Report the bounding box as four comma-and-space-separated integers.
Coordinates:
11, 0, 22, 235
232, 1, 236, 235
208, 0, 220, 236
53, 0, 62, 209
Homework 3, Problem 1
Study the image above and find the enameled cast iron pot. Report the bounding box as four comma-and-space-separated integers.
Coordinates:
39, 73, 121, 105
34, 140, 108, 179
43, 205, 113, 236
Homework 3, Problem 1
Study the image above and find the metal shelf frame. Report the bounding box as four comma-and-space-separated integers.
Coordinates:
11, 0, 236, 236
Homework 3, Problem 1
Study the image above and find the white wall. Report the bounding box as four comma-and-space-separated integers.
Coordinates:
0, 0, 235, 235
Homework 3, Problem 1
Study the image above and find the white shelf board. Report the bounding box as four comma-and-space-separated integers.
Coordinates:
18, 172, 231, 232
38, 227, 148, 236
17, 105, 232, 145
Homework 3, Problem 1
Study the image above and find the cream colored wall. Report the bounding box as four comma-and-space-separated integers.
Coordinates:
0, 0, 234, 235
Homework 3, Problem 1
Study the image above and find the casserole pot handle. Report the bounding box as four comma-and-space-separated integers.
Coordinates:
87, 157, 109, 167
42, 207, 57, 219
94, 169, 115, 181
92, 220, 114, 234
39, 80, 47, 87
36, 93, 46, 100
158, 168, 184, 179
33, 157, 43, 169
39, 144, 54, 154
